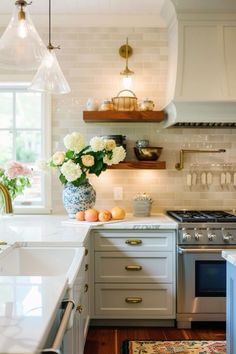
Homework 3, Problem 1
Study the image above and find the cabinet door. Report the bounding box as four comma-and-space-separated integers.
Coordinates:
94, 283, 175, 318
95, 251, 173, 283
93, 230, 175, 252
227, 262, 236, 354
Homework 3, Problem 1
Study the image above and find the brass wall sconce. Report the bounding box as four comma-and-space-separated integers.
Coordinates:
119, 38, 134, 89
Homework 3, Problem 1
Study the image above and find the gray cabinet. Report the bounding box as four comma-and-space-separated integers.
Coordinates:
91, 229, 176, 319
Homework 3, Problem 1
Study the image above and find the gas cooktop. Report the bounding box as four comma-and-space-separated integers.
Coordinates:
167, 210, 236, 223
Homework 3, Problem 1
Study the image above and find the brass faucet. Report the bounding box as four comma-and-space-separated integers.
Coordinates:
0, 182, 13, 214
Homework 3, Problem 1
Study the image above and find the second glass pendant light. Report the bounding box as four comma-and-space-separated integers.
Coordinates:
29, 0, 70, 94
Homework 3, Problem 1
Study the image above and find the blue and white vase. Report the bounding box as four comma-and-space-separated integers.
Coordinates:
62, 179, 96, 218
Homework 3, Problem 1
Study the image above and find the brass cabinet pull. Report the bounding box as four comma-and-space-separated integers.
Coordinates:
125, 297, 142, 304
84, 284, 89, 293
85, 264, 89, 271
125, 239, 142, 246
125, 265, 142, 271
0, 240, 7, 246
76, 304, 82, 313
85, 249, 89, 256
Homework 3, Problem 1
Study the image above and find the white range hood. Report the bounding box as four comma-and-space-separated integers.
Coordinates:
163, 0, 236, 127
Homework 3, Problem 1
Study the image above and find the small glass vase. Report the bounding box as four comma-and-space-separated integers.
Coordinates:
62, 179, 96, 218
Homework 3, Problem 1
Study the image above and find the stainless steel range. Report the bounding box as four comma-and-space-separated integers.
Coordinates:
167, 210, 236, 329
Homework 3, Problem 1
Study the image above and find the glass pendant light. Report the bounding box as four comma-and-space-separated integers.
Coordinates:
29, 0, 70, 94
0, 1, 47, 70
120, 38, 134, 90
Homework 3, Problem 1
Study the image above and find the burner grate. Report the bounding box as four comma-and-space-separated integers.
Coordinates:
167, 210, 236, 223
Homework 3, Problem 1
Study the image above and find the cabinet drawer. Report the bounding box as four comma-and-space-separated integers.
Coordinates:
95, 251, 173, 283
93, 230, 175, 252
95, 283, 175, 318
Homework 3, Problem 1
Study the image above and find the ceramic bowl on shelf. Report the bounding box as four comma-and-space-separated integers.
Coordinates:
134, 147, 163, 161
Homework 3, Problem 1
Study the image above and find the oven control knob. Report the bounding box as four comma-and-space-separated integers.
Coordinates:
223, 233, 233, 243
208, 233, 216, 241
194, 228, 202, 241
182, 229, 191, 241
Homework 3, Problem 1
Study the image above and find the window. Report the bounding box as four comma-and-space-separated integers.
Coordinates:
0, 83, 51, 213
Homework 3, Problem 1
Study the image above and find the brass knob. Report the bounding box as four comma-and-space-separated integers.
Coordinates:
125, 297, 142, 304
125, 239, 142, 246
84, 284, 89, 293
125, 265, 142, 271
76, 304, 82, 313
85, 264, 89, 271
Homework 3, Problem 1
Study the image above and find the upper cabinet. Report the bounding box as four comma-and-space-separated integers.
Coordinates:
83, 110, 166, 123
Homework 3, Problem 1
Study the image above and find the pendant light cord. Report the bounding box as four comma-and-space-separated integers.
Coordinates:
47, 0, 60, 50
48, 0, 52, 47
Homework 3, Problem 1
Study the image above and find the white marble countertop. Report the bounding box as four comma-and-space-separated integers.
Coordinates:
0, 215, 91, 246
222, 250, 236, 266
0, 275, 68, 354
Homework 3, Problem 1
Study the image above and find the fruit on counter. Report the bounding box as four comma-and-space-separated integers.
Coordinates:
110, 206, 126, 220
75, 211, 85, 221
84, 208, 99, 222
98, 210, 112, 222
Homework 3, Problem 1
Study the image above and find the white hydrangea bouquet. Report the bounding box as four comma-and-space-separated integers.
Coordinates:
49, 132, 126, 186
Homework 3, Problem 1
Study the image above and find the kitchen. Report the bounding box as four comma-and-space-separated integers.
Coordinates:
0, 0, 236, 353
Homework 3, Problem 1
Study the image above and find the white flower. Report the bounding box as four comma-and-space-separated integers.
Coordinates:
81, 154, 95, 167
90, 136, 106, 152
103, 155, 113, 166
103, 146, 126, 165
63, 132, 85, 153
111, 146, 126, 164
52, 151, 65, 166
104, 139, 116, 151
60, 160, 82, 182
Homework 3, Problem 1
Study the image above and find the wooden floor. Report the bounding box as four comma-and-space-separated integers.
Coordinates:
84, 326, 226, 354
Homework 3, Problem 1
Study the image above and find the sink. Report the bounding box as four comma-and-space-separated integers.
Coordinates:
0, 246, 85, 283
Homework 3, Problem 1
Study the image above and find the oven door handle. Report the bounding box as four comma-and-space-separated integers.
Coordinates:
42, 299, 75, 354
178, 247, 224, 254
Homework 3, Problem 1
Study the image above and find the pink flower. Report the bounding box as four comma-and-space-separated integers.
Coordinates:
5, 161, 32, 179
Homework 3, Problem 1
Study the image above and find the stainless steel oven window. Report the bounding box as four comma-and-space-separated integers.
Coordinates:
195, 260, 226, 297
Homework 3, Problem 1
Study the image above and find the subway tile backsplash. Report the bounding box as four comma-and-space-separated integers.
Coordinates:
48, 27, 236, 214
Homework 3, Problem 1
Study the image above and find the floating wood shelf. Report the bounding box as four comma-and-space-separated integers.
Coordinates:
83, 110, 166, 123
108, 161, 166, 170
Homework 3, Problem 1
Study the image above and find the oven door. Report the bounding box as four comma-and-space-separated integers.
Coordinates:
177, 246, 228, 316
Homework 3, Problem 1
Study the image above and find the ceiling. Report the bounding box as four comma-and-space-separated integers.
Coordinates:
0, 0, 166, 15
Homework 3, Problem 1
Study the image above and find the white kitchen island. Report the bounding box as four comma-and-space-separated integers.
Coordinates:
0, 214, 177, 353
222, 250, 236, 354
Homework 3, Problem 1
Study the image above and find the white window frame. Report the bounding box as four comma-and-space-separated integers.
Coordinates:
0, 82, 52, 214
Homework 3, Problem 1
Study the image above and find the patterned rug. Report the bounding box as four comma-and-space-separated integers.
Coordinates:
121, 340, 226, 354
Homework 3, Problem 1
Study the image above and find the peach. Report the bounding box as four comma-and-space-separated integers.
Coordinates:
84, 208, 98, 222
75, 211, 85, 221
98, 210, 112, 222
111, 206, 126, 220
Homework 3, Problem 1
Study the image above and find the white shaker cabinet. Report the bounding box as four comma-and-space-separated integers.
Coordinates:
64, 244, 90, 354
90, 229, 176, 319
